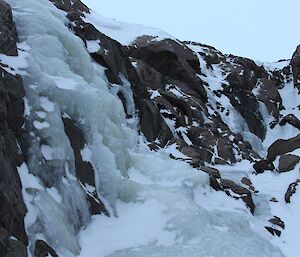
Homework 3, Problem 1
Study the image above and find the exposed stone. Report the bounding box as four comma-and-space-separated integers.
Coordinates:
130, 37, 207, 102
269, 216, 285, 229
257, 79, 282, 119
220, 179, 255, 214
279, 114, 300, 130
0, 0, 18, 56
285, 182, 299, 203
49, 0, 89, 15
62, 117, 108, 215
241, 177, 252, 187
291, 45, 300, 89
253, 159, 275, 173
278, 154, 300, 173
265, 226, 281, 237
200, 166, 221, 179
267, 134, 300, 161
0, 227, 27, 257
34, 240, 58, 257
0, 1, 27, 249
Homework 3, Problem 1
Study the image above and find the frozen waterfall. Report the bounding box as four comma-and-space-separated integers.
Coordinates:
8, 0, 284, 256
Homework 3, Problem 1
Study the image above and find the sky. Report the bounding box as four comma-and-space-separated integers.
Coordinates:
82, 0, 300, 62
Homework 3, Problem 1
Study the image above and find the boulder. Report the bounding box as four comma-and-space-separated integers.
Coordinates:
200, 166, 221, 179
279, 114, 300, 130
267, 134, 300, 161
253, 159, 275, 173
278, 154, 300, 172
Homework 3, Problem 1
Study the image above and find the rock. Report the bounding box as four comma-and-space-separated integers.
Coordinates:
0, 0, 18, 56
265, 226, 281, 237
0, 227, 27, 257
200, 166, 221, 179
209, 176, 222, 191
139, 99, 173, 145
279, 114, 300, 130
49, 0, 89, 15
129, 37, 207, 102
267, 134, 300, 161
278, 154, 300, 172
285, 182, 299, 203
0, 1, 27, 248
253, 159, 275, 173
270, 197, 278, 203
62, 117, 108, 215
269, 216, 285, 229
291, 45, 300, 89
225, 60, 266, 140
257, 79, 282, 119
62, 118, 95, 186
34, 240, 58, 257
241, 177, 252, 187
220, 179, 255, 214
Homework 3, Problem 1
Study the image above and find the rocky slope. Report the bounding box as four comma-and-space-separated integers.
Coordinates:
0, 0, 299, 256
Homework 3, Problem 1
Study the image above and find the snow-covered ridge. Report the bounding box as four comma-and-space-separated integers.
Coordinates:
82, 10, 174, 46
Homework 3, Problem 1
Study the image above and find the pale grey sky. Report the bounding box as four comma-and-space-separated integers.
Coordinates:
82, 0, 300, 62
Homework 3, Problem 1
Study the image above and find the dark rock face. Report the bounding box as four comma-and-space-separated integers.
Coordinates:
0, 1, 27, 254
291, 45, 300, 89
267, 134, 300, 161
34, 240, 58, 257
49, 0, 89, 14
62, 117, 109, 215
278, 154, 300, 173
257, 79, 282, 120
0, 0, 18, 56
0, 228, 28, 257
49, 0, 265, 167
129, 37, 207, 102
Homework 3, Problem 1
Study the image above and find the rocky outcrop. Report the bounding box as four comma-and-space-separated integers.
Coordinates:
34, 240, 58, 257
267, 134, 300, 161
0, 228, 27, 257
0, 0, 27, 256
208, 171, 255, 214
279, 114, 300, 130
291, 45, 300, 89
278, 154, 300, 173
0, 0, 18, 56
63, 117, 109, 215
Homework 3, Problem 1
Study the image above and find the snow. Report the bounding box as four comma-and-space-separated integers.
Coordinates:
82, 10, 173, 46
86, 40, 101, 53
0, 42, 29, 75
